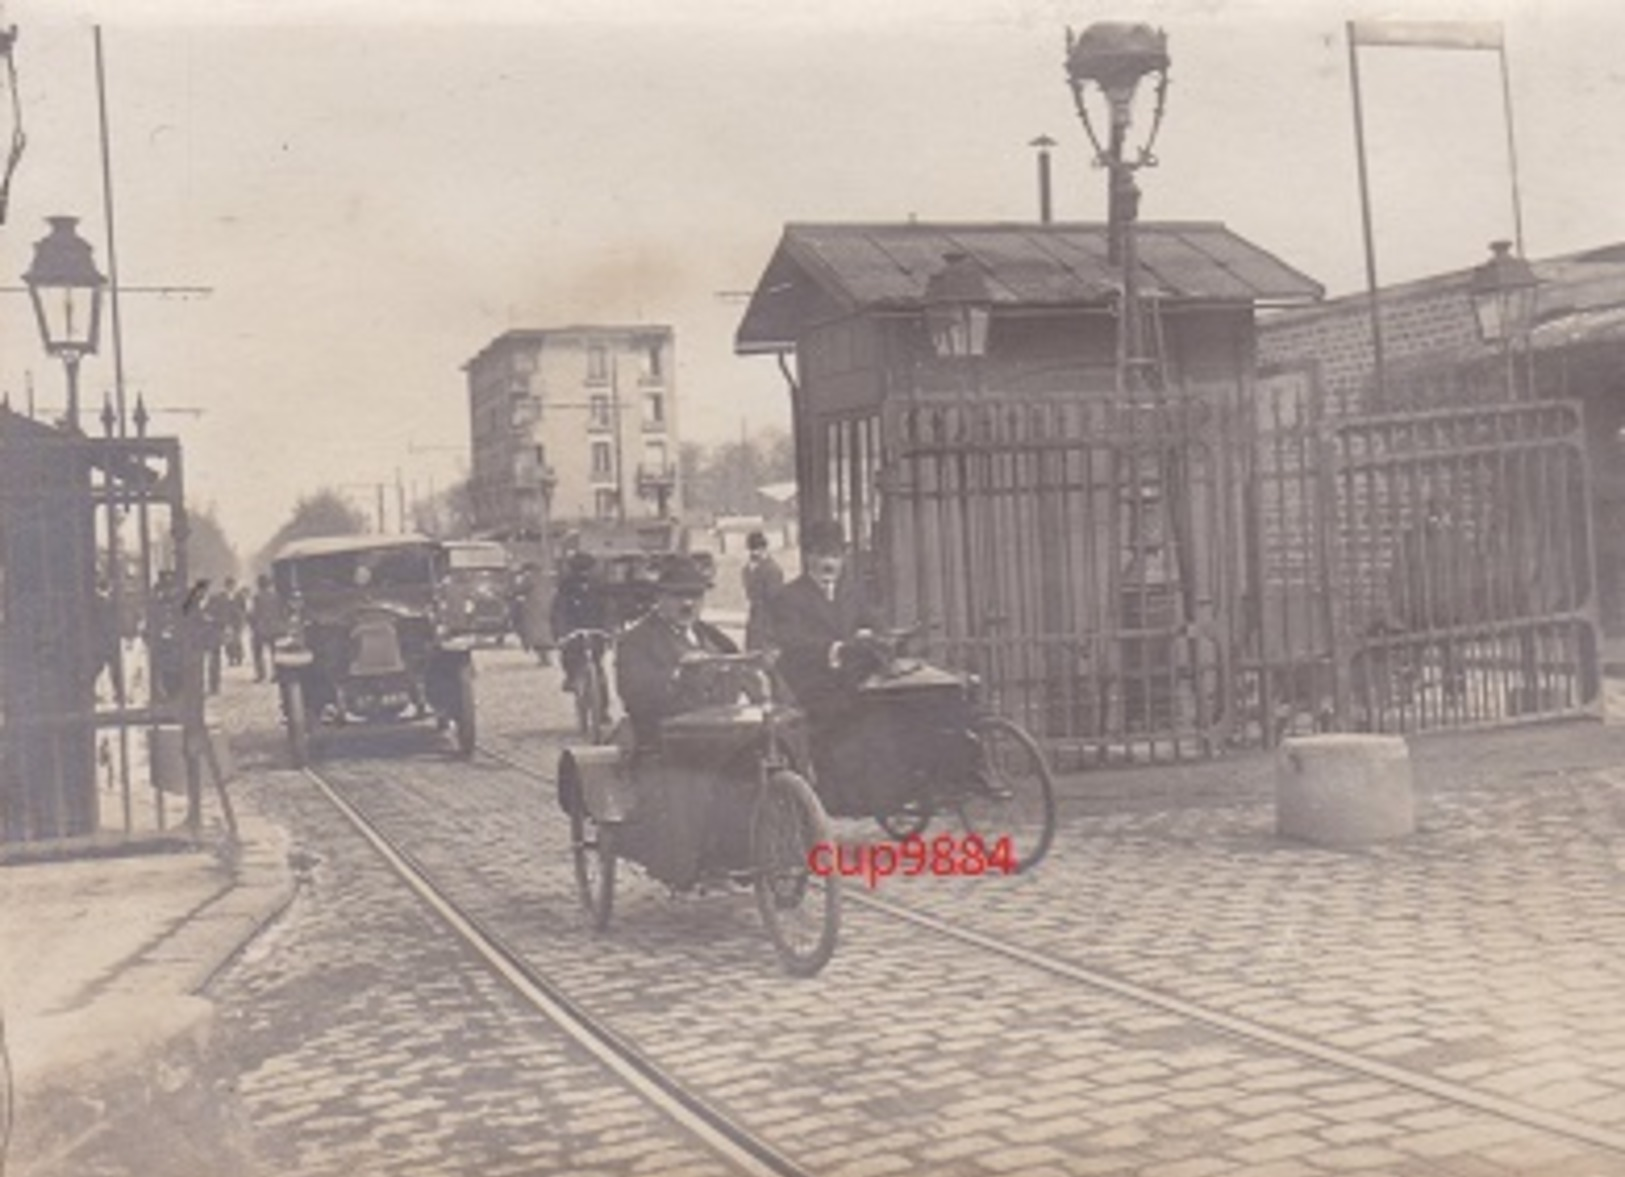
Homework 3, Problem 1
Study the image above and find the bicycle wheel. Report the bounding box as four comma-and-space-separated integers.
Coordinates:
752, 770, 840, 977
955, 715, 1056, 875
570, 787, 616, 930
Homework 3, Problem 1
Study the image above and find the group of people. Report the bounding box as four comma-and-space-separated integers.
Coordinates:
144, 572, 288, 700
600, 521, 882, 760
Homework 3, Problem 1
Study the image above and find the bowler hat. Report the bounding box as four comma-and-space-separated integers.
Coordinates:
801, 519, 845, 556
655, 554, 711, 596
746, 530, 768, 551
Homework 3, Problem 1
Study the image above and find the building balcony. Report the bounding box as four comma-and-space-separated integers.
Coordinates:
636, 463, 677, 496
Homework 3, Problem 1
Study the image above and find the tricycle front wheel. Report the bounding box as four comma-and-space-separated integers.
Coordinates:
752, 770, 840, 977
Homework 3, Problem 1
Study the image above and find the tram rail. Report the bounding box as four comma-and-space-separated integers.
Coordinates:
300, 761, 814, 1177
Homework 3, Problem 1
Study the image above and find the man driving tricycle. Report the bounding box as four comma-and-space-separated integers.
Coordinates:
769, 520, 1058, 873
557, 554, 840, 975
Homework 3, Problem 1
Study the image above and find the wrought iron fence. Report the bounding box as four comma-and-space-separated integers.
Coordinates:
0, 412, 201, 854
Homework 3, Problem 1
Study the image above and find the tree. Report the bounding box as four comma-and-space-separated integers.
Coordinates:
156, 503, 238, 584
185, 506, 240, 584
254, 489, 369, 571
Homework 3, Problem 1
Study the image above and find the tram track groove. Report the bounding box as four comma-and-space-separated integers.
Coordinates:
478, 739, 1625, 1159
301, 763, 813, 1177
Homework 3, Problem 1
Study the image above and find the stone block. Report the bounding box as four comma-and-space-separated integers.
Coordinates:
1275, 733, 1414, 846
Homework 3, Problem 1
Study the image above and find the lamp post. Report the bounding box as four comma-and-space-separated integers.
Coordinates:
1469, 239, 1539, 399
22, 215, 106, 431
1065, 22, 1179, 736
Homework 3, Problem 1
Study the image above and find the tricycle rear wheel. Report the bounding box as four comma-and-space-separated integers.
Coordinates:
956, 715, 1057, 875
571, 790, 616, 930
752, 769, 840, 977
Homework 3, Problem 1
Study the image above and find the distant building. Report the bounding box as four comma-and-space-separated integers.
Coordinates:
462, 326, 679, 540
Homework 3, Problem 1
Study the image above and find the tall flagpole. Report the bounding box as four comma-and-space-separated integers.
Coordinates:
94, 27, 128, 437
1496, 42, 1527, 257
1346, 22, 1389, 405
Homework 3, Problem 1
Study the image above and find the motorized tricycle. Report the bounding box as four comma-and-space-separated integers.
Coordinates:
557, 651, 841, 976
271, 535, 480, 767
810, 627, 1057, 874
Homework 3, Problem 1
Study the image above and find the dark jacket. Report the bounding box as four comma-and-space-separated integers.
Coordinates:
741, 554, 785, 650
768, 573, 878, 720
550, 571, 607, 638
614, 612, 737, 747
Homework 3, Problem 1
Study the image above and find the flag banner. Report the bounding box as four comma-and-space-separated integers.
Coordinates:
1349, 20, 1504, 51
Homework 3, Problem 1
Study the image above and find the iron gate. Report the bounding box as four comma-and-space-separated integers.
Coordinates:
881, 395, 1239, 765
1245, 364, 1600, 741
879, 371, 1600, 761
0, 411, 197, 853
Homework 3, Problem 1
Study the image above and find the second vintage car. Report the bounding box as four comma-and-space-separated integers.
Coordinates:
439, 538, 516, 644
270, 534, 479, 766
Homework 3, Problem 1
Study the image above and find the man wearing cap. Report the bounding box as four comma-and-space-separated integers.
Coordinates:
614, 554, 739, 749
768, 520, 880, 726
741, 530, 784, 651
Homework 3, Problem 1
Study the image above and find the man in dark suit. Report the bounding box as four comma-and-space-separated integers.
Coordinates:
614, 554, 738, 749
769, 520, 881, 725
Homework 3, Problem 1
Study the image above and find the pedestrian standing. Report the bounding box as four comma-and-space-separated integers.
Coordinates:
249, 573, 286, 682
741, 530, 784, 651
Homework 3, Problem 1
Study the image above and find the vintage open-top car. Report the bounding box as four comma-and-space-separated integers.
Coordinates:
270, 534, 479, 766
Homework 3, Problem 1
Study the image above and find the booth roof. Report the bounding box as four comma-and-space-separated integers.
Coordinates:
734, 221, 1324, 354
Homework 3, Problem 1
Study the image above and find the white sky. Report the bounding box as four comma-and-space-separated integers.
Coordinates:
4, 0, 1625, 556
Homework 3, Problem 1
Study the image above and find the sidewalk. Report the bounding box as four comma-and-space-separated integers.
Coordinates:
0, 677, 295, 1175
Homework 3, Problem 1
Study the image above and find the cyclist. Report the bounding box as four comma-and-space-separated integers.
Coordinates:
550, 552, 609, 695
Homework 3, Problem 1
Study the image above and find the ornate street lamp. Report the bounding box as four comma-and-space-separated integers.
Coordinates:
922, 251, 994, 359
1064, 22, 1170, 269
22, 215, 106, 429
1469, 239, 1539, 348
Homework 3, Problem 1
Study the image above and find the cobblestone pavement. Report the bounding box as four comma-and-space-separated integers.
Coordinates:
194, 649, 1625, 1176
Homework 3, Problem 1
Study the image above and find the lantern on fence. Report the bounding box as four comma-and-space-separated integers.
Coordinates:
923, 251, 993, 360
1470, 240, 1538, 346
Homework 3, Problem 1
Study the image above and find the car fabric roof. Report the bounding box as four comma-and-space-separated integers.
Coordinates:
272, 533, 437, 564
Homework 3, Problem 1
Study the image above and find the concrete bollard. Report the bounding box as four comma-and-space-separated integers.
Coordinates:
1276, 733, 1415, 846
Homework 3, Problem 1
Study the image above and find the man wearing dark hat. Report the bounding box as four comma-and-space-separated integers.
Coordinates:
741, 530, 783, 651
614, 554, 739, 749
768, 519, 880, 726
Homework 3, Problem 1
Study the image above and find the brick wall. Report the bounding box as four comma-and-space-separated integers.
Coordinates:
1257, 272, 1481, 416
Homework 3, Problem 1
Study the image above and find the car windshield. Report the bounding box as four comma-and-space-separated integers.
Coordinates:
287, 545, 438, 593
446, 544, 507, 572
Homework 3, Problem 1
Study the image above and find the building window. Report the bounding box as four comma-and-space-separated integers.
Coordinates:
595, 489, 619, 519
589, 394, 611, 430
641, 340, 663, 382
591, 440, 614, 479
644, 392, 664, 428
587, 343, 609, 384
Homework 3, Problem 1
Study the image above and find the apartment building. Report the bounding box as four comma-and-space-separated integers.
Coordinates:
463, 325, 679, 538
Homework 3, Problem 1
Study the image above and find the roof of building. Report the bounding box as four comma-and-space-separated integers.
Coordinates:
463, 325, 674, 372
1259, 240, 1625, 356
734, 221, 1324, 354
